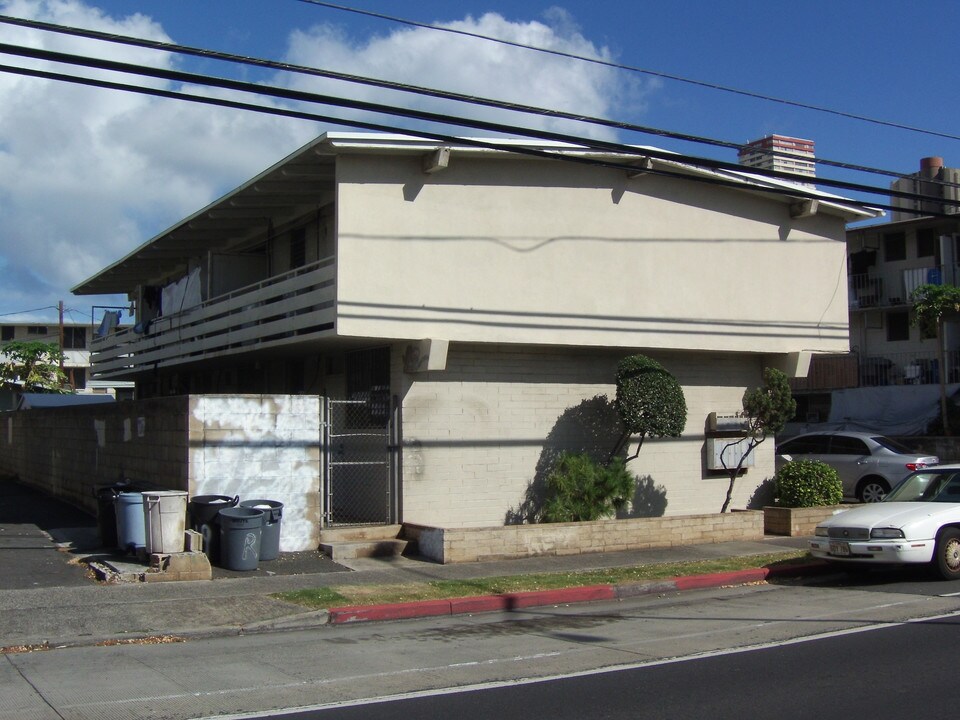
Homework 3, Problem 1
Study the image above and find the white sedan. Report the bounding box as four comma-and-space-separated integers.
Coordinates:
810, 465, 960, 580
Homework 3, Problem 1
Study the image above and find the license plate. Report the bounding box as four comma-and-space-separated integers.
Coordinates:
829, 541, 851, 557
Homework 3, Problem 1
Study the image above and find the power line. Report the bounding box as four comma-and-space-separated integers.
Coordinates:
1, 57, 954, 220
1, 40, 955, 213
297, 0, 960, 145
0, 12, 930, 187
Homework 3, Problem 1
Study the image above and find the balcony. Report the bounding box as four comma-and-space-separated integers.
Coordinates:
849, 266, 945, 309
90, 258, 336, 379
792, 350, 960, 392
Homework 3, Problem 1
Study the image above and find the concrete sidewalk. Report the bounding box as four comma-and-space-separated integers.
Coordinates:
0, 478, 815, 650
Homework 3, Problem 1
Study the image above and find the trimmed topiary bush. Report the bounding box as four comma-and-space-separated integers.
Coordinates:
775, 460, 843, 508
542, 452, 636, 522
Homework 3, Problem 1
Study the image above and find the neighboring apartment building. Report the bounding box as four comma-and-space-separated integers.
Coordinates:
0, 321, 134, 410
788, 157, 960, 430
738, 135, 816, 180
68, 133, 875, 528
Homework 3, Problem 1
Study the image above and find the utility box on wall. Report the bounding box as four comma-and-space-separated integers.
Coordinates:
706, 437, 755, 470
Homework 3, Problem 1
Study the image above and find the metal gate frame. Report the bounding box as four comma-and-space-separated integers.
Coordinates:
322, 395, 400, 527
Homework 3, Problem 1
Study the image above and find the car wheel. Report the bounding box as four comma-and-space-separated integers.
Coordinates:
935, 528, 960, 580
857, 478, 889, 503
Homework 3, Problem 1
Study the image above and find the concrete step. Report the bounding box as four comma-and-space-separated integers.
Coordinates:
319, 524, 404, 543
319, 538, 409, 561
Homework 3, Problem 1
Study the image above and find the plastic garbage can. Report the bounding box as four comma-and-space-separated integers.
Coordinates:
143, 491, 188, 554
239, 499, 283, 561
218, 507, 263, 571
93, 481, 131, 548
114, 492, 146, 553
189, 494, 238, 559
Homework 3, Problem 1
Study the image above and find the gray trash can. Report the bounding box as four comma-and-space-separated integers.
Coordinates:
218, 507, 263, 571
114, 492, 146, 553
239, 499, 282, 561
189, 494, 238, 559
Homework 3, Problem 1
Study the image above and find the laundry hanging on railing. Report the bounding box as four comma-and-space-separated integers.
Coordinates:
95, 310, 121, 337
160, 267, 202, 316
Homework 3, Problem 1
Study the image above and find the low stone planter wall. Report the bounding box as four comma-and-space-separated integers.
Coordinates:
406, 511, 765, 564
763, 505, 852, 537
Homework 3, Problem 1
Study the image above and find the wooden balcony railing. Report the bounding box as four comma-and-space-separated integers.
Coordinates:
90, 258, 336, 378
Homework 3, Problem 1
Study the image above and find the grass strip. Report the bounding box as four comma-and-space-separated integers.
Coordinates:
272, 551, 810, 610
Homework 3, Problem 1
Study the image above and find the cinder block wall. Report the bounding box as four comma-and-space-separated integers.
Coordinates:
188, 395, 321, 551
0, 394, 321, 551
412, 510, 765, 563
0, 396, 191, 511
396, 344, 775, 528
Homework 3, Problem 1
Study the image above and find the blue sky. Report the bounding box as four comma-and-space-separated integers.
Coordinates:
0, 0, 958, 323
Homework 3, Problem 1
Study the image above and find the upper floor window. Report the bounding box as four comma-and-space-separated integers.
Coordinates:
883, 232, 906, 262
1, 325, 12, 341
63, 326, 87, 350
886, 310, 910, 342
916, 228, 938, 259
27, 326, 48, 336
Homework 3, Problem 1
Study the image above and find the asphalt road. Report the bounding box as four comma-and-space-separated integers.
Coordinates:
7, 567, 960, 720
274, 613, 960, 719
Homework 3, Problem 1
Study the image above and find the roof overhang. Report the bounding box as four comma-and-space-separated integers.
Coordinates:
72, 132, 881, 296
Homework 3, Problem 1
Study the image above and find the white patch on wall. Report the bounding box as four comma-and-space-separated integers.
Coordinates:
191, 395, 320, 552
137, 417, 146, 438
94, 419, 106, 448
123, 418, 132, 442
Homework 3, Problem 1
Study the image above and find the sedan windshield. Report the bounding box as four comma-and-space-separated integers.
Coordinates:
885, 471, 960, 503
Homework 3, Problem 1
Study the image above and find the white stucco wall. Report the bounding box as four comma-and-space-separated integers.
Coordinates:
336, 153, 850, 356
397, 344, 774, 528
188, 395, 321, 551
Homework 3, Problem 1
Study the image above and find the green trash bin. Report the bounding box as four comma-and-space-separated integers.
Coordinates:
218, 507, 263, 571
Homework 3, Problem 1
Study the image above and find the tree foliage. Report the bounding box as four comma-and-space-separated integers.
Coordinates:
613, 354, 687, 459
542, 452, 635, 522
0, 341, 68, 393
910, 283, 960, 435
719, 367, 796, 512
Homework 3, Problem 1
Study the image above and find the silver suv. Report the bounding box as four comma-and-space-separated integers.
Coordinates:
775, 431, 940, 503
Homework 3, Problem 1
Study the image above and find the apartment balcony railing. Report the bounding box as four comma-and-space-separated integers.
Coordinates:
90, 258, 336, 379
791, 349, 960, 392
849, 265, 947, 309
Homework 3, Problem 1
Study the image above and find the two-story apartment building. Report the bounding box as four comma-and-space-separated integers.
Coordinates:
70, 133, 875, 528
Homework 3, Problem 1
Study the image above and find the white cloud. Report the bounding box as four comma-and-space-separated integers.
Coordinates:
282, 10, 647, 139
0, 2, 650, 322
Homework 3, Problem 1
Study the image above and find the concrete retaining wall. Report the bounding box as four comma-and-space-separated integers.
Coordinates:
408, 510, 765, 564
763, 505, 850, 537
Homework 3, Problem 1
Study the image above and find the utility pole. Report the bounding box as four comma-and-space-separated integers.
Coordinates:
58, 301, 64, 373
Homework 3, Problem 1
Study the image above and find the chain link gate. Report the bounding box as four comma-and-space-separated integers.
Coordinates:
323, 395, 399, 526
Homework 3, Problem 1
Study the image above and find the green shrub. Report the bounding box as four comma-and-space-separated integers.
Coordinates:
542, 452, 635, 522
615, 355, 687, 441
775, 460, 842, 508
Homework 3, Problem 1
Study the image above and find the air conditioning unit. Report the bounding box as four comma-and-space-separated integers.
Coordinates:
707, 412, 750, 433
706, 437, 755, 470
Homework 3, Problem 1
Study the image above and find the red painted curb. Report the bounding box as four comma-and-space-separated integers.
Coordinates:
328, 598, 453, 624
505, 584, 617, 609
326, 563, 826, 625
673, 567, 770, 591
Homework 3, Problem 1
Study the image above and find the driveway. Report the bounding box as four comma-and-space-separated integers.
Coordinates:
0, 478, 98, 589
